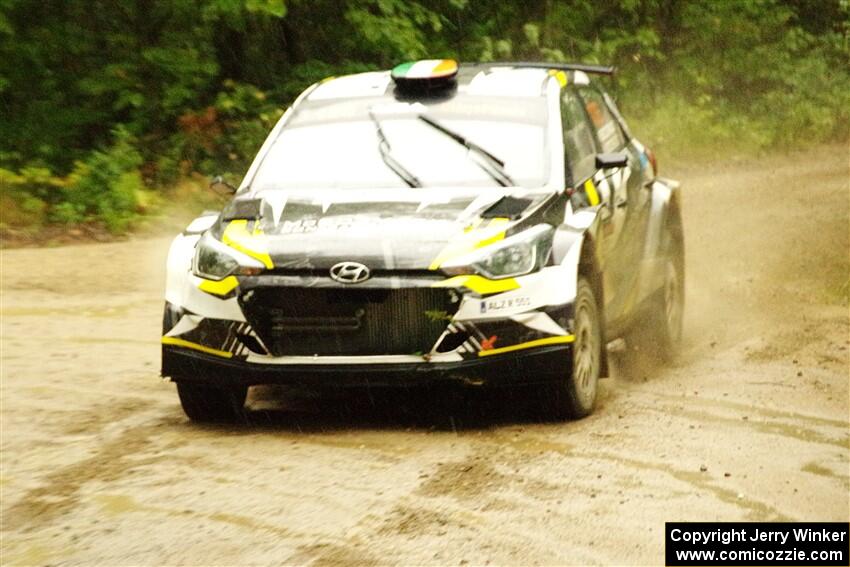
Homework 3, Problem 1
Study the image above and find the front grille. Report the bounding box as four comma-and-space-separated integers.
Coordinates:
239, 287, 459, 356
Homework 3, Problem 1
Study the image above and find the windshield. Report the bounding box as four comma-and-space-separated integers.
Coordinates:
250, 95, 549, 191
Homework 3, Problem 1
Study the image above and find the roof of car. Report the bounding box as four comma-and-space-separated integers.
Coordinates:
305, 63, 592, 102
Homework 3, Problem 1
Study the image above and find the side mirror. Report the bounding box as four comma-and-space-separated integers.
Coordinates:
595, 152, 629, 169
210, 175, 237, 196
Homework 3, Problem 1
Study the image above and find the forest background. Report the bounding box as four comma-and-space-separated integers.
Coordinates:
1, 0, 847, 237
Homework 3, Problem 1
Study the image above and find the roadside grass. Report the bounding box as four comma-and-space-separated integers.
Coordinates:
0, 175, 224, 248
628, 94, 849, 167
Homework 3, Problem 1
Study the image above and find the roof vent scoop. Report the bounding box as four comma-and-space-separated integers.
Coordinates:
391, 59, 458, 93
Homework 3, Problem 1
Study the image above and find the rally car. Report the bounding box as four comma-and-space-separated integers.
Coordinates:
162, 59, 684, 422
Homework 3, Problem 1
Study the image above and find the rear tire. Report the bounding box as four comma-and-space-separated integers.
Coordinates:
544, 276, 602, 420
651, 254, 684, 361
176, 382, 247, 423
625, 213, 685, 364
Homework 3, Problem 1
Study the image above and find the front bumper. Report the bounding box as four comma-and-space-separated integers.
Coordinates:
162, 343, 571, 388
162, 264, 578, 384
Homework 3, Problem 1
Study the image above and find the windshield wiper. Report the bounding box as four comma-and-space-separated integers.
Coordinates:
417, 114, 515, 187
368, 110, 422, 188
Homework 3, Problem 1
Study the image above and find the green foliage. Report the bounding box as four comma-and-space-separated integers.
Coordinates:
1, 129, 144, 233
467, 0, 848, 154
345, 0, 444, 62
0, 168, 51, 229
629, 96, 773, 162
57, 129, 145, 232
161, 80, 284, 181
1, 0, 848, 234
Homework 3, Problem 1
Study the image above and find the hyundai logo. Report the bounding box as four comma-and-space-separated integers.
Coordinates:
329, 261, 371, 284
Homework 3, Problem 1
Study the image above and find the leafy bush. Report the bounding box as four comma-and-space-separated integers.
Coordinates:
2, 129, 146, 234
54, 129, 145, 232
0, 167, 65, 229
158, 81, 283, 183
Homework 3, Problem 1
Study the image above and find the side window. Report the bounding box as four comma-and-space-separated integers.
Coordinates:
560, 89, 597, 185
602, 91, 632, 141
579, 87, 625, 153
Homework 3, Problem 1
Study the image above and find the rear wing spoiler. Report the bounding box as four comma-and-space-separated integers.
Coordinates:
471, 61, 616, 76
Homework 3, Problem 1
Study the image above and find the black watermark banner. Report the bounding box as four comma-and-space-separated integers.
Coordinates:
666, 522, 849, 566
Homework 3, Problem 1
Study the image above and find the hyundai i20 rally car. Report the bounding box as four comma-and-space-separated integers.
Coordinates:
162, 59, 684, 422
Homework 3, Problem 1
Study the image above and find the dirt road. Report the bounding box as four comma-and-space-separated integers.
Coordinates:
2, 145, 848, 565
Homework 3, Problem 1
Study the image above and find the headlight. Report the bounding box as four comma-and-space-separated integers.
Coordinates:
192, 233, 265, 280
442, 224, 554, 279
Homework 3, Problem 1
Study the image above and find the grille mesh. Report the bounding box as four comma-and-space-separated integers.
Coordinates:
240, 287, 458, 356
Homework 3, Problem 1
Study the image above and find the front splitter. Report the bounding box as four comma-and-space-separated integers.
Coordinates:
161, 344, 571, 388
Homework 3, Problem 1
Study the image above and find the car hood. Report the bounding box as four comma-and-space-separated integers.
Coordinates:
219, 188, 552, 271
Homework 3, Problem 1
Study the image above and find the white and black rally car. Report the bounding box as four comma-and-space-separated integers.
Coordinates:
162, 59, 684, 422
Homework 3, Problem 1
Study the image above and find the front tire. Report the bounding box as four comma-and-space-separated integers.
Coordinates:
546, 276, 602, 420
176, 382, 248, 423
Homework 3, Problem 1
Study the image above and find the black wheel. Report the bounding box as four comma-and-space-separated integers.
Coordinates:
175, 382, 248, 423
653, 253, 684, 360
627, 219, 685, 363
545, 276, 602, 420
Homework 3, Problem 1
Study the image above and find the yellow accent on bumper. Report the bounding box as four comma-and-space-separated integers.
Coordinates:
584, 179, 600, 206
478, 335, 575, 357
161, 337, 234, 358
222, 219, 274, 269
198, 275, 238, 296
432, 274, 519, 294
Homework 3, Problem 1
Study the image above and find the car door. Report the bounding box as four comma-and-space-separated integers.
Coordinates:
602, 89, 653, 252
578, 86, 651, 325
560, 87, 627, 320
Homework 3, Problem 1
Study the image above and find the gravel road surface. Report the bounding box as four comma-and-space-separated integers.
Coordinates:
2, 145, 848, 565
